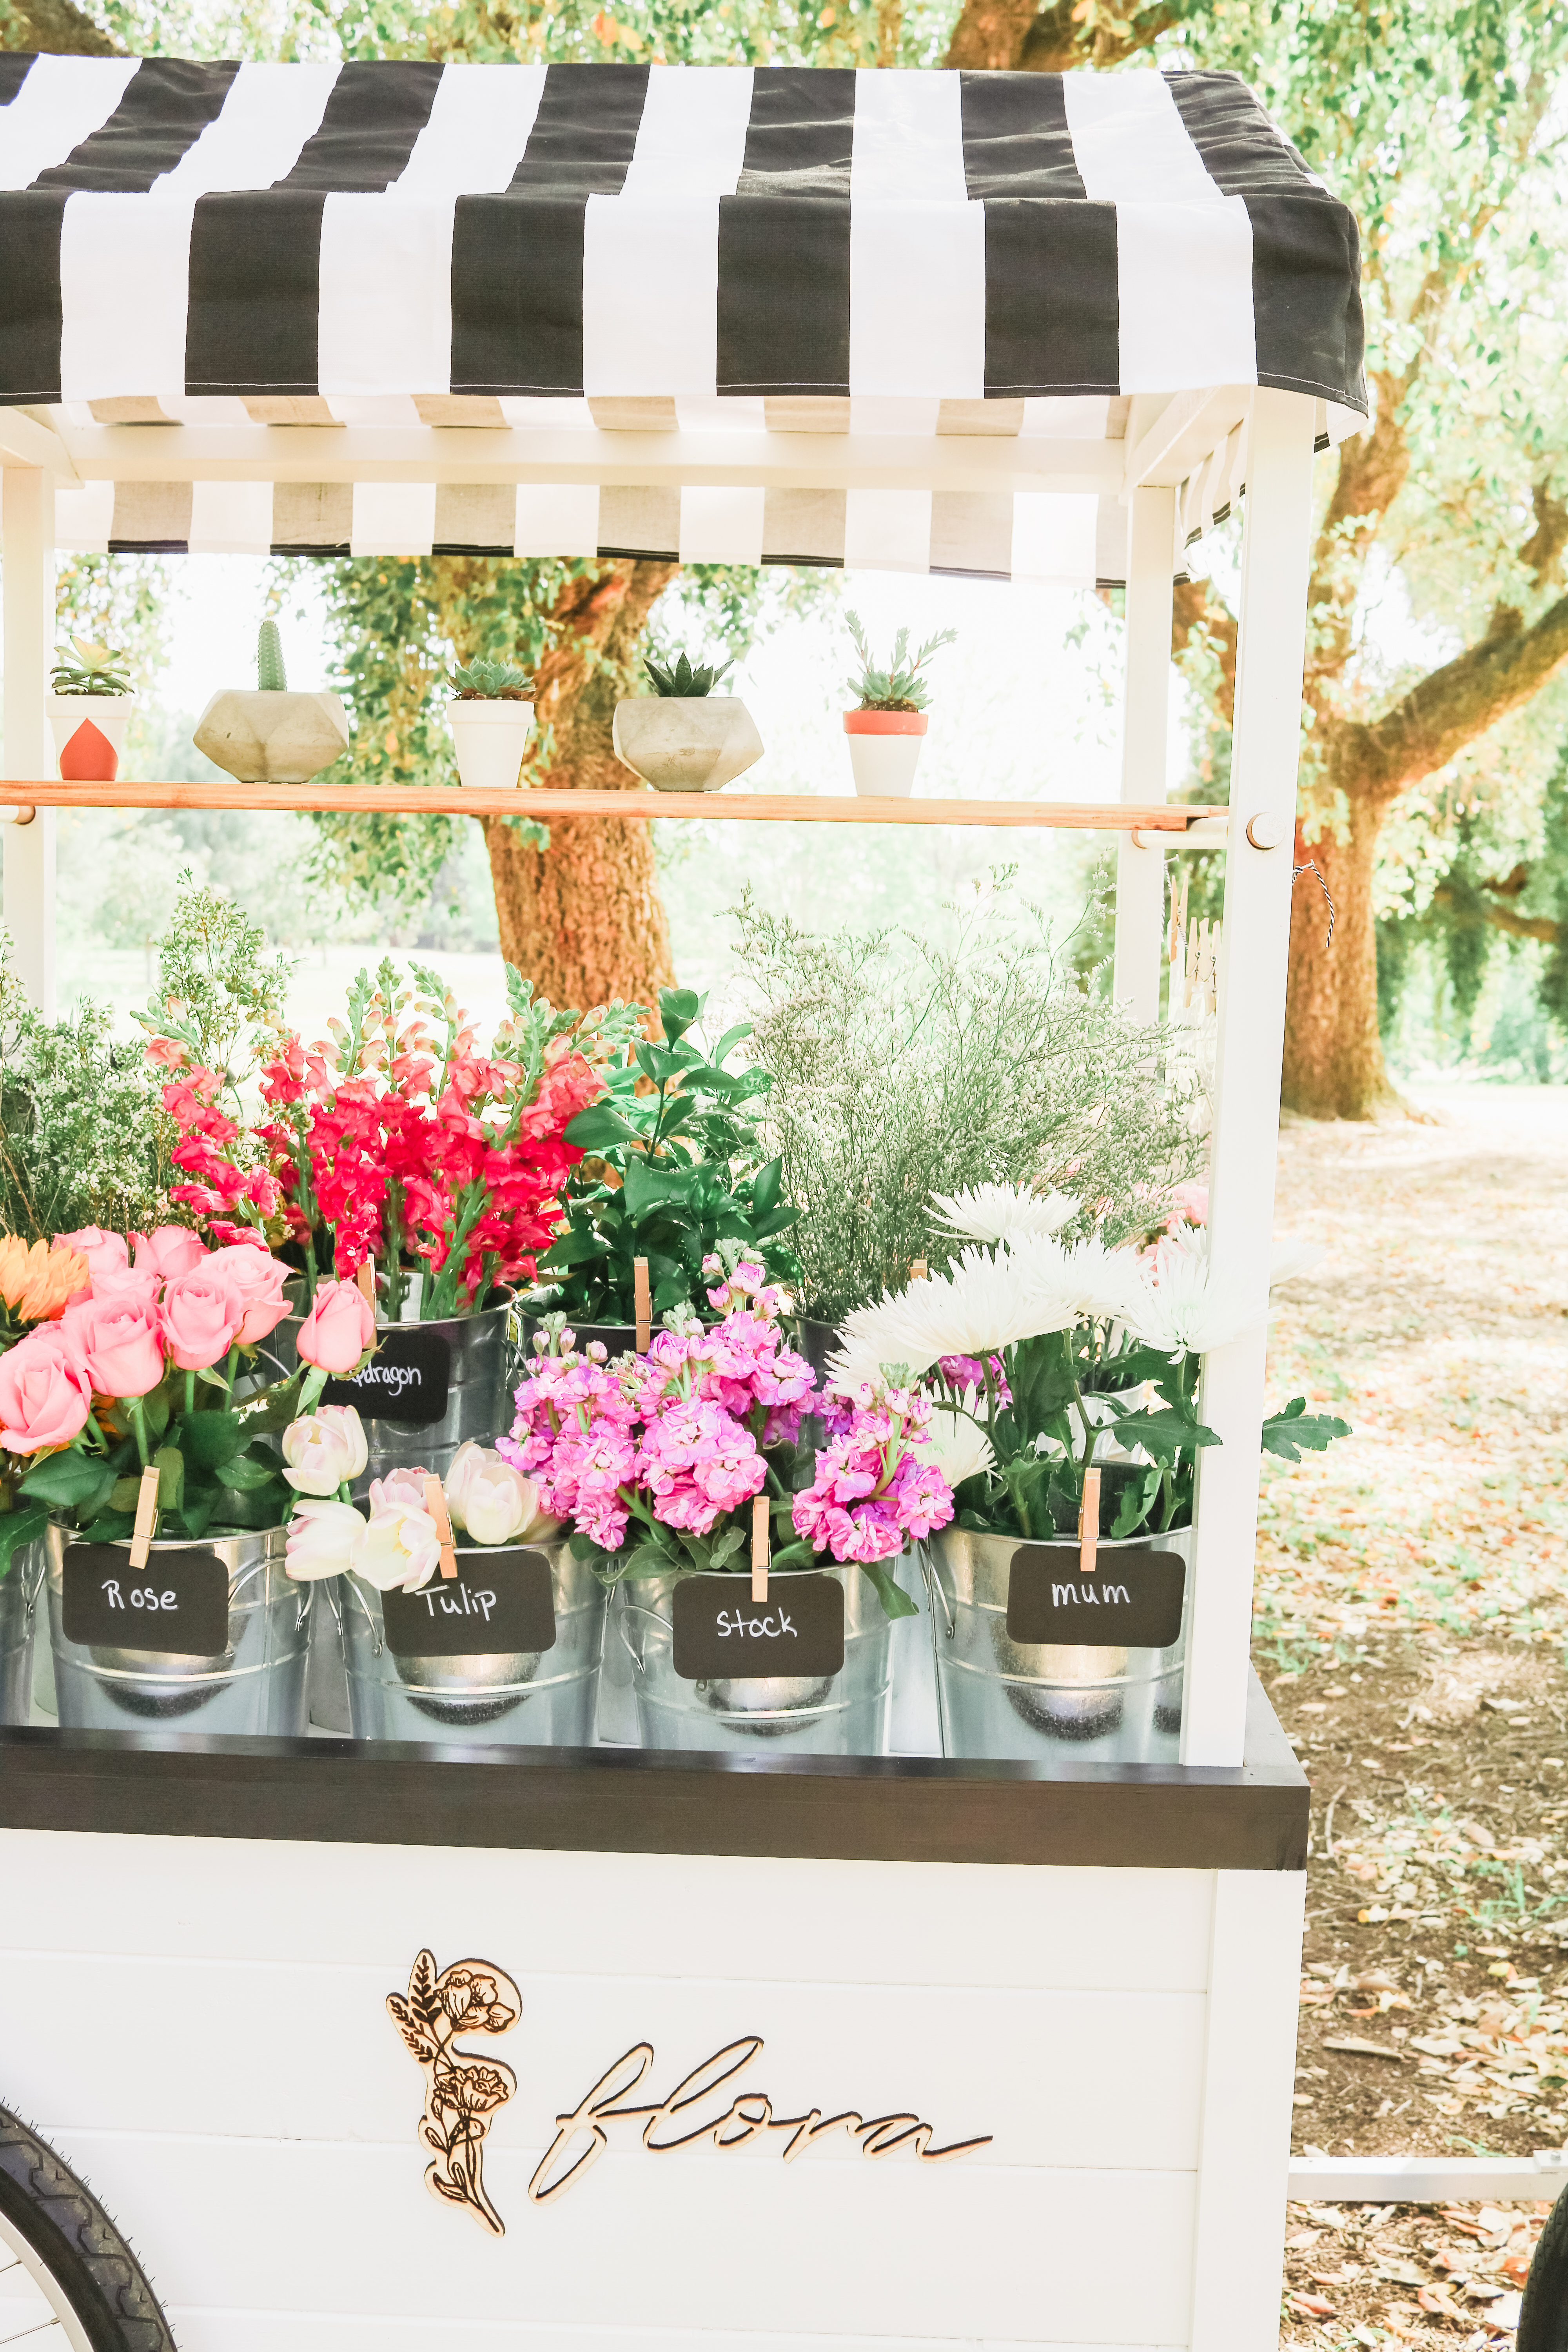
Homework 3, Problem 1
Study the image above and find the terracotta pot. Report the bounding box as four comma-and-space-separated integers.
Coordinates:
447, 698, 536, 791
843, 708, 927, 798
612, 696, 764, 791
49, 692, 135, 782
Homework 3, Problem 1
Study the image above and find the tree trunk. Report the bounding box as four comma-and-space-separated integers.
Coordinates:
482, 558, 678, 1016
1281, 792, 1401, 1120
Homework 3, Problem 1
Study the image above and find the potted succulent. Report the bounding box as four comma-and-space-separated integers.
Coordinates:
194, 618, 350, 785
506, 1265, 950, 1755
48, 636, 136, 782
842, 613, 956, 797
528, 985, 802, 1347
446, 655, 536, 792
612, 649, 764, 793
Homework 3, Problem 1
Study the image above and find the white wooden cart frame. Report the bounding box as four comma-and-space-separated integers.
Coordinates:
0, 59, 1364, 2344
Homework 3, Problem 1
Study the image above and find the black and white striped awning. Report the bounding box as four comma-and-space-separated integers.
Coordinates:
0, 57, 1366, 581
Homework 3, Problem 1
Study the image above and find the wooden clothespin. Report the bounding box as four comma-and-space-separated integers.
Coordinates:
356, 1257, 376, 1309
909, 1258, 928, 1282
128, 1464, 161, 1572
1078, 1465, 1102, 1581
633, 1256, 652, 1354
425, 1475, 459, 1580
751, 1494, 769, 1604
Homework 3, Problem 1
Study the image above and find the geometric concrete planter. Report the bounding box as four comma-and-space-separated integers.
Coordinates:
612, 696, 764, 792
194, 689, 350, 784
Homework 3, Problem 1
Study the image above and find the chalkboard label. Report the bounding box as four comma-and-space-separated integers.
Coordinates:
62, 1543, 229, 1657
672, 1573, 845, 1681
321, 1328, 451, 1429
381, 1547, 556, 1657
1006, 1544, 1186, 1648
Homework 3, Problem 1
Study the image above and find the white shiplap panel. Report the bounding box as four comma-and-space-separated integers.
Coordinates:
167, 2316, 1186, 2352
0, 1831, 1216, 1991
32, 2131, 1198, 2343
4, 1956, 1206, 2169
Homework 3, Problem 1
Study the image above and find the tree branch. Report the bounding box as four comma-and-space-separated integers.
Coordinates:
1329, 589, 1568, 808
0, 0, 118, 53
1430, 879, 1561, 948
944, 0, 1174, 72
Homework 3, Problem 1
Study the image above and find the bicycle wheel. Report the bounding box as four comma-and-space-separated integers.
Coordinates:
0, 2104, 175, 2352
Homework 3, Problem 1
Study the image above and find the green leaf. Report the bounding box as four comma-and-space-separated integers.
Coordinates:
143, 1386, 171, 1441
1111, 1403, 1223, 1467
564, 1102, 641, 1151
216, 1453, 281, 1492
20, 1449, 113, 1507
657, 986, 702, 1044
707, 1020, 752, 1069
708, 1526, 744, 1566
152, 1443, 184, 1517
178, 1411, 246, 1472
1261, 1398, 1353, 1462
110, 1475, 145, 1514
857, 1561, 920, 1622
0, 1503, 49, 1574
537, 1226, 610, 1270
750, 1156, 783, 1220
207, 1479, 285, 1528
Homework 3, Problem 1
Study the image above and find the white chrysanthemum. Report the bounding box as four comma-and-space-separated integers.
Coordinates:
829, 1234, 1145, 1388
929, 1183, 1078, 1247
1122, 1234, 1265, 1357
1158, 1222, 1325, 1291
916, 1389, 996, 1486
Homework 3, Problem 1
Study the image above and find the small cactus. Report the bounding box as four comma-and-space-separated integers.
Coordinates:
258, 618, 287, 693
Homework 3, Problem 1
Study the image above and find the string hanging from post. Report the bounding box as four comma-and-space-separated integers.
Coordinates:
751, 1494, 769, 1604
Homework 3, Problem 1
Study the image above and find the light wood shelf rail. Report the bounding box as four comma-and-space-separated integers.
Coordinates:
0, 779, 1224, 830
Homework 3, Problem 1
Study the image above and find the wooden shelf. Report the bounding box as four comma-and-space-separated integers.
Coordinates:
0, 779, 1224, 831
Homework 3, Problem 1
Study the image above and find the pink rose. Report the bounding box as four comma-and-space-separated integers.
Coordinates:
0, 1324, 93, 1452
160, 1265, 245, 1373
53, 1225, 132, 1302
207, 1242, 291, 1346
87, 1268, 164, 1313
297, 1279, 375, 1375
134, 1225, 207, 1279
60, 1294, 165, 1399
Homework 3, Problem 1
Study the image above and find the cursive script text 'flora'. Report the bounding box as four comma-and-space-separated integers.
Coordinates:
528, 2037, 992, 2205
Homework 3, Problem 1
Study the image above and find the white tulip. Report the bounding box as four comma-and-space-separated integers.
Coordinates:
282, 1404, 369, 1496
360, 1475, 441, 1592
444, 1443, 543, 1547
285, 1497, 366, 1581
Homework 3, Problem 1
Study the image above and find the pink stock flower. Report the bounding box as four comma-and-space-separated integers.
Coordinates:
207, 1241, 291, 1346
791, 1380, 952, 1563
134, 1225, 207, 1279
60, 1293, 165, 1399
160, 1264, 246, 1372
296, 1279, 376, 1374
0, 1323, 94, 1452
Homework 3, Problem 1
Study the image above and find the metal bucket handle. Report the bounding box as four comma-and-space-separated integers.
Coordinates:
923, 1544, 957, 1641
20, 1542, 47, 1630
338, 1571, 384, 1659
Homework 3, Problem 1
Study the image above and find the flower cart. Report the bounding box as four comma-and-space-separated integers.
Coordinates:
0, 56, 1363, 2352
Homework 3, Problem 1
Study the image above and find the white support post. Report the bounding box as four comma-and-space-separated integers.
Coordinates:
1112, 483, 1175, 1024
1181, 390, 1317, 1767
2, 465, 57, 1015
1187, 1867, 1307, 2350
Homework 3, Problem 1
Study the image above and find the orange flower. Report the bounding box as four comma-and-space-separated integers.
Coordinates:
0, 1236, 89, 1325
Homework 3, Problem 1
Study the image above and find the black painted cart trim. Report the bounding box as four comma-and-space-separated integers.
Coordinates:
0, 1669, 1305, 1871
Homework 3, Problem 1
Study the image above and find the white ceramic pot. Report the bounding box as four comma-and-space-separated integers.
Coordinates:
612, 697, 764, 792
447, 699, 536, 791
194, 689, 350, 784
843, 708, 927, 798
49, 691, 135, 782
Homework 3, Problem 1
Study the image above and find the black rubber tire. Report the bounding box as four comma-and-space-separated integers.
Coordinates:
0, 2102, 176, 2351
1519, 2180, 1568, 2352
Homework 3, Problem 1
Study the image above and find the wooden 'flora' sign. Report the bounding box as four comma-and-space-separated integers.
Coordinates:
389, 1949, 991, 2238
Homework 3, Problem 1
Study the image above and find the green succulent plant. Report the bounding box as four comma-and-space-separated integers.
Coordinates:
451, 656, 534, 700
642, 650, 736, 698
49, 636, 132, 697
257, 617, 287, 692
844, 612, 956, 713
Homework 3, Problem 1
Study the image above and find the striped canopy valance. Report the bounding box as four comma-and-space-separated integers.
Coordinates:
2, 57, 1365, 582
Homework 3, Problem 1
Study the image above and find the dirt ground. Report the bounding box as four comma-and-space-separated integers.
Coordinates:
1258, 1085, 1568, 2347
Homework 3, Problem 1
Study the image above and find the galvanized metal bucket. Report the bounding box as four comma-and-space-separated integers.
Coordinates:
260, 1292, 519, 1494
0, 1537, 45, 1725
617, 1558, 897, 1756
334, 1535, 606, 1744
45, 1523, 309, 1734
925, 1523, 1194, 1764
